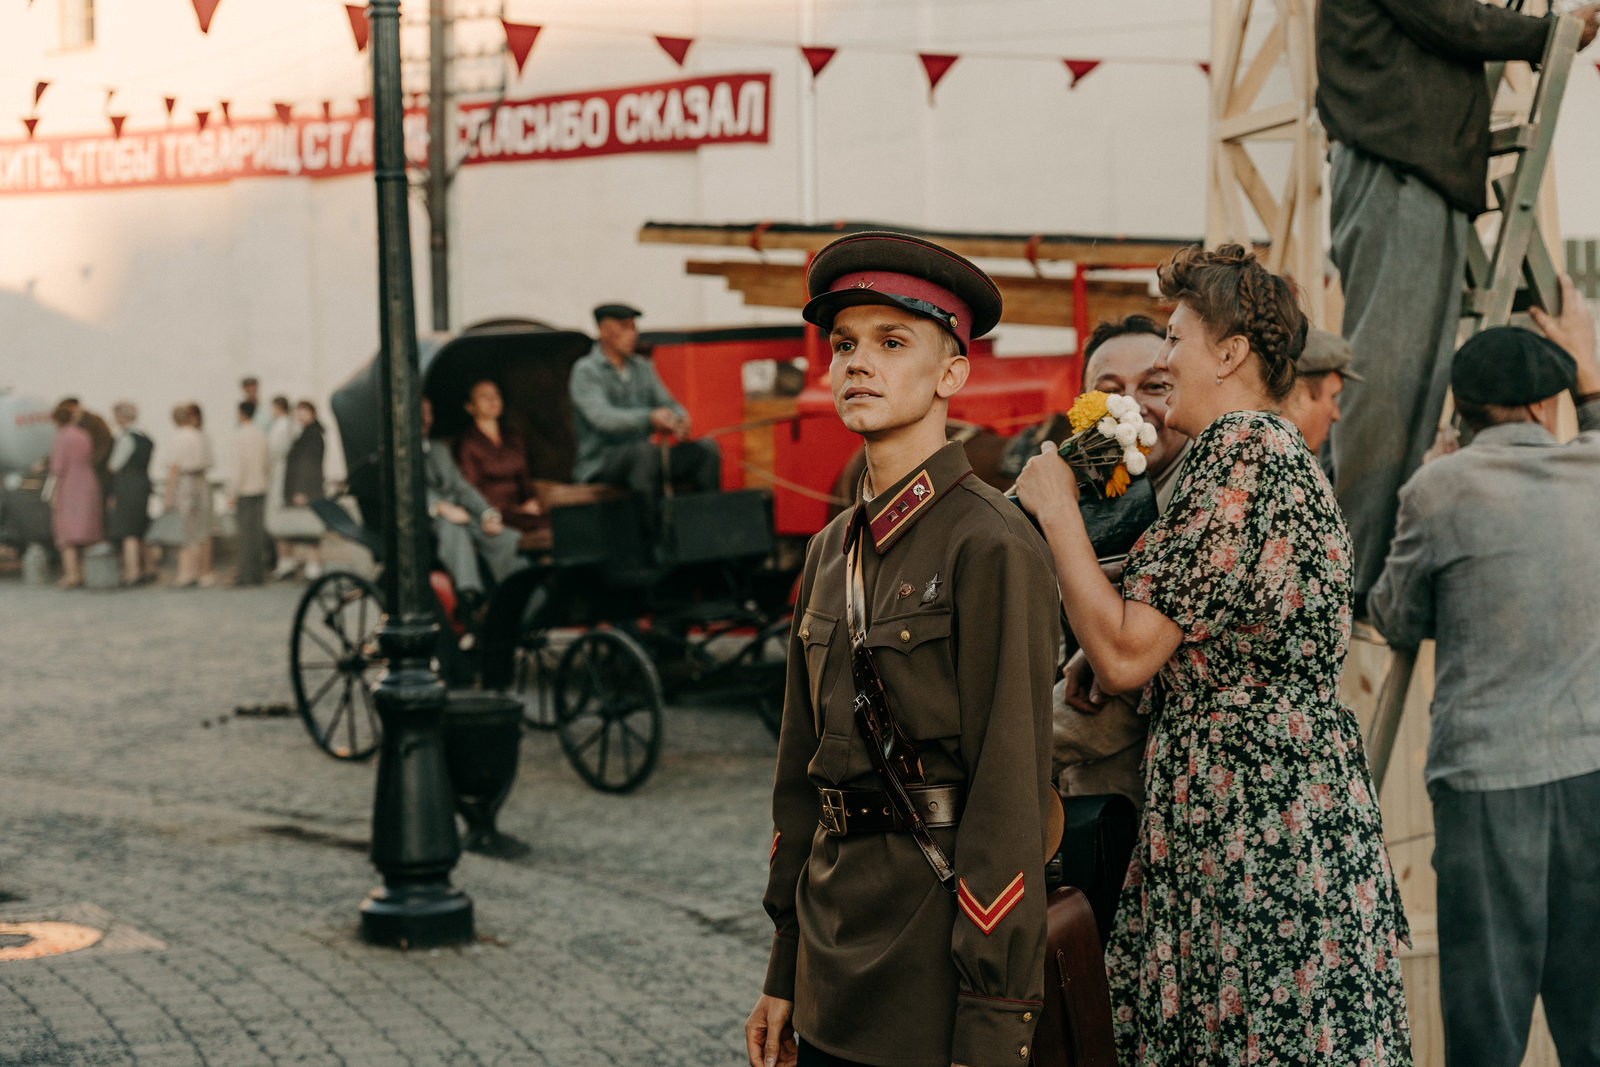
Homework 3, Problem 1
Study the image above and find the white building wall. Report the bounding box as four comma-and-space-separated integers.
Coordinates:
1, 0, 1596, 479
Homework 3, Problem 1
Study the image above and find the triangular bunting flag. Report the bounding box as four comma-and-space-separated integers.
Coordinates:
110, 114, 126, 138
919, 53, 959, 97
357, 95, 372, 119
345, 4, 370, 52
23, 117, 38, 139
1063, 59, 1100, 88
195, 109, 210, 131
501, 20, 541, 75
800, 46, 837, 78
274, 102, 293, 123
655, 35, 693, 66
33, 81, 49, 107
191, 0, 221, 34
220, 100, 231, 124
164, 96, 177, 117
1198, 62, 1212, 76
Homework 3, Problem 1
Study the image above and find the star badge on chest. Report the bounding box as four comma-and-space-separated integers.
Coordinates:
922, 573, 943, 603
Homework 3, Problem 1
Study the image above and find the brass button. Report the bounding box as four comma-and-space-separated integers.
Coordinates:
1019, 1046, 1029, 1060
800, 629, 810, 640
1023, 1011, 1033, 1023
899, 629, 911, 643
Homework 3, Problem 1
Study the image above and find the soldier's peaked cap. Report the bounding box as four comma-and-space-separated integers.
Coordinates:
803, 231, 1002, 355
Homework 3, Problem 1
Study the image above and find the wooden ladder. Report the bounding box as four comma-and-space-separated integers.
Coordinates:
1364, 12, 1584, 791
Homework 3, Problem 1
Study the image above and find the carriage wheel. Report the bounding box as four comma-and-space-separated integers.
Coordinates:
290, 571, 386, 760
514, 631, 561, 731
731, 615, 793, 740
553, 629, 663, 793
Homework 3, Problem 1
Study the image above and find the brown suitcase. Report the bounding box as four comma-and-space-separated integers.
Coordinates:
1030, 886, 1117, 1067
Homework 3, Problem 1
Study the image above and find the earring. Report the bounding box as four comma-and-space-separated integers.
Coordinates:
1215, 375, 1222, 386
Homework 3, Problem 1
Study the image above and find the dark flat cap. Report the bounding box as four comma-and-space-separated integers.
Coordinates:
1451, 325, 1576, 405
1297, 329, 1364, 382
593, 303, 643, 323
802, 231, 1002, 354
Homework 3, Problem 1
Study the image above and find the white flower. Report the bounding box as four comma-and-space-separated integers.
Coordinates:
1124, 448, 1148, 476
1113, 422, 1139, 447
1096, 416, 1118, 437
1138, 423, 1158, 447
1105, 394, 1138, 420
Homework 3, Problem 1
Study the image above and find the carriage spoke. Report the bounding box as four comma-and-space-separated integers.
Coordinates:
306, 668, 341, 710
321, 687, 350, 744
344, 678, 361, 754
303, 627, 342, 661
569, 721, 606, 756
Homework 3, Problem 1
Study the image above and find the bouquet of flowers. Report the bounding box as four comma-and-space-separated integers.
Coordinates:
1056, 390, 1157, 498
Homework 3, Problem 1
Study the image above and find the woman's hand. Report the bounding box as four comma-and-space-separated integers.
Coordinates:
1014, 442, 1079, 527
519, 498, 543, 516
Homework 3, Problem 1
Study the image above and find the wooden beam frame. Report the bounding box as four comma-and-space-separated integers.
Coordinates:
1206, 0, 1328, 327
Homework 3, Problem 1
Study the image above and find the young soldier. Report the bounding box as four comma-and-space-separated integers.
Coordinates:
747, 233, 1060, 1067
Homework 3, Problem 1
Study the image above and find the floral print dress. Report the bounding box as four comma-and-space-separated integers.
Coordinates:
1107, 410, 1411, 1066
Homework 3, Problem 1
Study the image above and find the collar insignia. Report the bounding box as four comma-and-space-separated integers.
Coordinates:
868, 470, 937, 550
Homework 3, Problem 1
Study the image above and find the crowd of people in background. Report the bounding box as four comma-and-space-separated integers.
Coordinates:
40, 377, 327, 589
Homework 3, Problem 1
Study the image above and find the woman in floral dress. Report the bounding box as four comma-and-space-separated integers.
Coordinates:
1016, 244, 1410, 1065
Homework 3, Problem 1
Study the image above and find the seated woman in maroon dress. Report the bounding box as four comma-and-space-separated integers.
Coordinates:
454, 379, 544, 533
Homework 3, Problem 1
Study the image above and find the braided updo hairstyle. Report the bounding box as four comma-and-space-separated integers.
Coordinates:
1156, 243, 1307, 402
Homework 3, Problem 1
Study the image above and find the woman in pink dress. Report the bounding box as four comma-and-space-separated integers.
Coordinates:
49, 403, 105, 588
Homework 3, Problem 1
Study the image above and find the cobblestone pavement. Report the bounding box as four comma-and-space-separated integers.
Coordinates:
0, 577, 781, 1066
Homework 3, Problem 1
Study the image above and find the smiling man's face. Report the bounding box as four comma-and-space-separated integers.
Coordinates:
829, 304, 965, 441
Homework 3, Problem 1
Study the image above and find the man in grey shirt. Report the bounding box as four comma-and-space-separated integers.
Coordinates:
1369, 280, 1600, 1067
568, 303, 721, 535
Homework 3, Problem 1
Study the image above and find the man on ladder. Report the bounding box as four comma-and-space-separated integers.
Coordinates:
1315, 0, 1599, 616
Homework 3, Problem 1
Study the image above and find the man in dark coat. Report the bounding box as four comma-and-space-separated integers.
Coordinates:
1315, 0, 1598, 608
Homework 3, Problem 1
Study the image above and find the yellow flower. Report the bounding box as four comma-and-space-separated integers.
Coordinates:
1067, 390, 1111, 435
1104, 465, 1131, 498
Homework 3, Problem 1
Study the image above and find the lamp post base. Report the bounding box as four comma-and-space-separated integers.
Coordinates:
359, 884, 474, 948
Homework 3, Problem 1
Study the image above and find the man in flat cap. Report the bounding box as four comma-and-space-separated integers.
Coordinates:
568, 302, 721, 536
1370, 278, 1600, 1067
747, 233, 1059, 1067
1282, 327, 1363, 454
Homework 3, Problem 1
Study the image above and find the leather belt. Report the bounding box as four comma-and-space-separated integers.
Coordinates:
819, 784, 964, 836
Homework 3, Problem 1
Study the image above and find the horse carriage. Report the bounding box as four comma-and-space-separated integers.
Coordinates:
288, 320, 799, 792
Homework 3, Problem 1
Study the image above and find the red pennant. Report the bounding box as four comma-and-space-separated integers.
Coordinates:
501, 20, 541, 75
195, 109, 210, 131
919, 53, 959, 96
33, 81, 49, 107
321, 100, 332, 121
164, 96, 177, 117
191, 0, 221, 33
800, 46, 837, 78
1063, 59, 1101, 88
220, 100, 231, 124
23, 117, 38, 139
345, 5, 370, 52
1198, 62, 1212, 76
110, 114, 126, 138
655, 35, 693, 66
274, 102, 293, 123
357, 95, 372, 119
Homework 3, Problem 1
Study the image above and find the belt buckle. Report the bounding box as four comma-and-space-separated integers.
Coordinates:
819, 788, 848, 835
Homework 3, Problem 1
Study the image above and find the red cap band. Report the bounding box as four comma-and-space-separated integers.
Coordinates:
828, 269, 972, 350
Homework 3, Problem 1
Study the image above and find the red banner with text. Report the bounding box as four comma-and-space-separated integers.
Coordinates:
0, 72, 770, 196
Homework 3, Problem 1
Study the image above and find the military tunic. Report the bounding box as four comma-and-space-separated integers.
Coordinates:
762, 442, 1060, 1067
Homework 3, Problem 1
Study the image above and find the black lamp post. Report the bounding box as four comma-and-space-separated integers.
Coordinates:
358, 0, 474, 947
